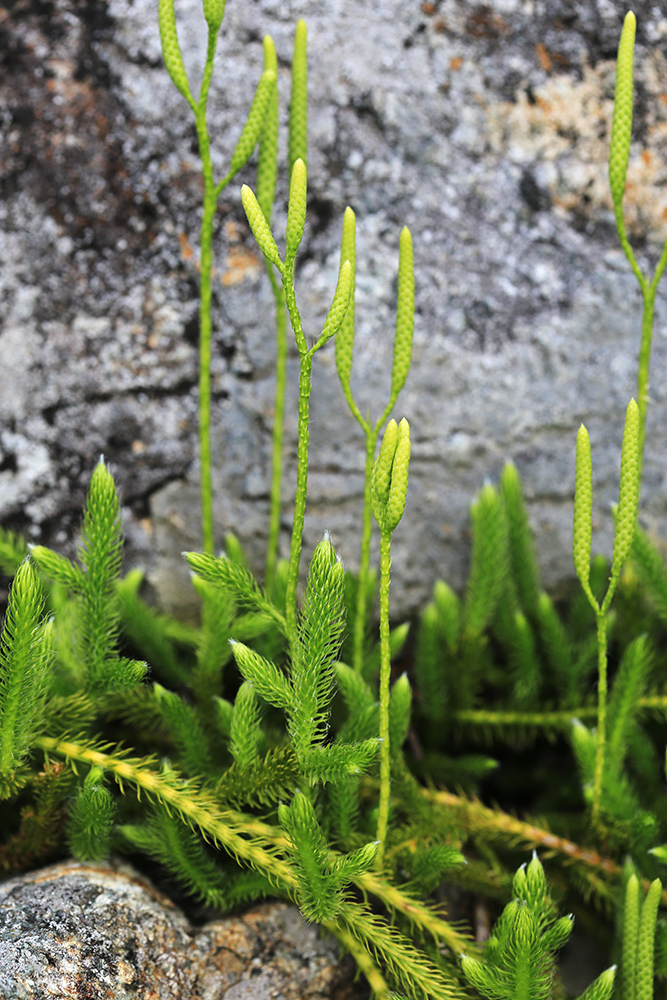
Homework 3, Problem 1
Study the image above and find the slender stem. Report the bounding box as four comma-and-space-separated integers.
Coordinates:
265, 271, 287, 590
637, 283, 655, 477
284, 352, 312, 644
197, 182, 216, 555
193, 28, 220, 556
281, 259, 310, 643
450, 697, 667, 730
375, 532, 392, 867
353, 428, 378, 673
591, 609, 608, 827
282, 259, 308, 354
615, 207, 646, 290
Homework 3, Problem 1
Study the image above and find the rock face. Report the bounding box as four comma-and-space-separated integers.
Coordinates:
0, 859, 359, 999
2, 0, 667, 617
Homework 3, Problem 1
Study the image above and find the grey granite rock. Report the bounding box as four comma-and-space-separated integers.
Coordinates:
0, 859, 359, 999
2, 0, 667, 618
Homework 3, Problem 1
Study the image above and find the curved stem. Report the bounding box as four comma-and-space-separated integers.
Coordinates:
615, 206, 646, 291
375, 532, 392, 867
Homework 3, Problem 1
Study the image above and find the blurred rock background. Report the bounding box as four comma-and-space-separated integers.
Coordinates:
2, 0, 667, 618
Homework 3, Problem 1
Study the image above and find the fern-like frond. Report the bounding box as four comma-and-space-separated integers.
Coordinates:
290, 536, 346, 756
0, 526, 27, 575
464, 484, 508, 638
301, 739, 380, 784
117, 568, 190, 686
229, 681, 263, 769
186, 551, 287, 635
0, 560, 53, 796
120, 803, 229, 910
153, 683, 214, 777
607, 635, 653, 775
501, 462, 541, 618
335, 900, 464, 1000
32, 461, 146, 695
190, 575, 235, 706
67, 768, 115, 861
214, 746, 299, 808
631, 524, 667, 624
0, 760, 72, 873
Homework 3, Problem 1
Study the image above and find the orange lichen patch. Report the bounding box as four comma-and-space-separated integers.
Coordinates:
450, 56, 463, 71
486, 48, 667, 242
421, 2, 436, 14
466, 8, 508, 39
225, 219, 242, 241
140, 517, 153, 535
131, 440, 147, 454
221, 246, 262, 286
536, 43, 553, 73
178, 232, 195, 261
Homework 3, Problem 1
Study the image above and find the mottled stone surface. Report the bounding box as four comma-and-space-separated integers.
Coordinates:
2, 0, 667, 618
0, 859, 359, 999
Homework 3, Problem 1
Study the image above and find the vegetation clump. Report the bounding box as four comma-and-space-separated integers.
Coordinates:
2, 7, 667, 999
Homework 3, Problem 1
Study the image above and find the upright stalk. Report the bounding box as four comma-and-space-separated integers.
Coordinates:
591, 610, 608, 828
197, 175, 216, 555
193, 30, 221, 555
159, 1, 276, 554
376, 532, 392, 867
286, 349, 312, 643
573, 402, 640, 827
333, 215, 414, 674
241, 165, 352, 645
280, 252, 309, 642
370, 419, 411, 865
353, 431, 379, 673
265, 274, 287, 589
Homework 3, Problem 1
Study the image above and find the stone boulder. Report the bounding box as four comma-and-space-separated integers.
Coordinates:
0, 859, 360, 999
2, 0, 667, 618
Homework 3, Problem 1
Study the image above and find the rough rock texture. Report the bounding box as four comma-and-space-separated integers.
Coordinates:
0, 859, 360, 1000
2, 0, 667, 617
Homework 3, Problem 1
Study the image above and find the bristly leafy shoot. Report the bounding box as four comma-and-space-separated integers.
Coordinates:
3, 8, 667, 999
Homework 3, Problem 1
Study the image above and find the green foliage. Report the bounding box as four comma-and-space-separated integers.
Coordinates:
0, 560, 53, 797
32, 459, 147, 696
0, 527, 28, 575
5, 8, 667, 1000
67, 768, 115, 862
621, 873, 662, 1000
460, 855, 615, 1000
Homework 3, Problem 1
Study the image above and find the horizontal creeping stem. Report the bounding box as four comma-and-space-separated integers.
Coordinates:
34, 736, 466, 996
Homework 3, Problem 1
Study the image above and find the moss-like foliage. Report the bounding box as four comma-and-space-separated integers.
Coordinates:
3, 7, 667, 999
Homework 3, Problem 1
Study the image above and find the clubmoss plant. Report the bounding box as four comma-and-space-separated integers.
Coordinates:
4, 6, 667, 999
335, 211, 415, 674
371, 417, 411, 866
460, 854, 616, 1000
158, 0, 276, 554
573, 399, 641, 827
609, 11, 667, 470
